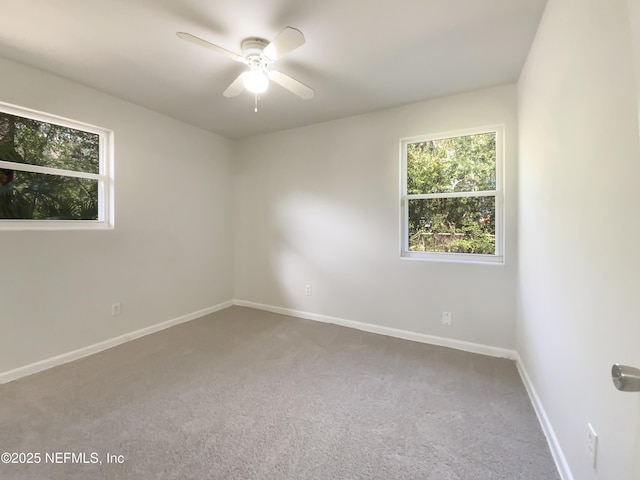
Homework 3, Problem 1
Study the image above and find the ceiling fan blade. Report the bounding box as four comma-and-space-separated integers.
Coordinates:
268, 70, 314, 99
176, 32, 246, 63
262, 27, 305, 61
223, 74, 245, 97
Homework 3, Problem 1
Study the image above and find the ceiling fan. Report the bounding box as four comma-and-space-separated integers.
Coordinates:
176, 27, 314, 111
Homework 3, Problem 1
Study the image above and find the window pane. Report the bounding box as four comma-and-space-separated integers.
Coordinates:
408, 197, 495, 254
407, 132, 496, 194
0, 169, 98, 220
0, 112, 99, 174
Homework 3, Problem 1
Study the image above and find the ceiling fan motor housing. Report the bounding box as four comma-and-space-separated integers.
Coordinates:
241, 38, 269, 60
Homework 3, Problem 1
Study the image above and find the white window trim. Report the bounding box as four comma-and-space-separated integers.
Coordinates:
399, 125, 504, 264
0, 101, 114, 231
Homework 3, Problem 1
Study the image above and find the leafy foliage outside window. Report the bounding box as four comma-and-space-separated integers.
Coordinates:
0, 107, 106, 222
401, 130, 501, 258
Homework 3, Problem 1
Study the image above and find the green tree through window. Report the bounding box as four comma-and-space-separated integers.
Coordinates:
401, 129, 502, 258
0, 107, 107, 222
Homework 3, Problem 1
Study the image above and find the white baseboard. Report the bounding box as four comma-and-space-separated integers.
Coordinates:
516, 355, 574, 480
233, 299, 517, 360
0, 300, 234, 385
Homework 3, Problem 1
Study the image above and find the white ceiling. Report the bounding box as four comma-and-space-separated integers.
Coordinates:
0, 0, 547, 138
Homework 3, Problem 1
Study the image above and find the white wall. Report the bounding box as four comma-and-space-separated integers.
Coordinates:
234, 85, 519, 350
0, 57, 235, 373
629, 0, 640, 135
517, 0, 640, 479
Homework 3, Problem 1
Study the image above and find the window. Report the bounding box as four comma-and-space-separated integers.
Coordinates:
0, 102, 113, 229
400, 126, 503, 263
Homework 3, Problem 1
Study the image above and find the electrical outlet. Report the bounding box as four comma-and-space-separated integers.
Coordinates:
587, 423, 598, 469
442, 312, 452, 326
111, 302, 121, 316
305, 285, 312, 296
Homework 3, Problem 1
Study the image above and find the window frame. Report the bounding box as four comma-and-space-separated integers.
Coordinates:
399, 125, 504, 264
0, 101, 114, 230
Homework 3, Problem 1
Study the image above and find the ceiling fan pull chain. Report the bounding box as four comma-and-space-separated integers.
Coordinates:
254, 94, 259, 113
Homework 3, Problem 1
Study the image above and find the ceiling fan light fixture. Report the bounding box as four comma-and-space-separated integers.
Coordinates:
242, 69, 269, 94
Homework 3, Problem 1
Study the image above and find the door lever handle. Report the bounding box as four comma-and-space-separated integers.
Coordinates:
612, 364, 640, 392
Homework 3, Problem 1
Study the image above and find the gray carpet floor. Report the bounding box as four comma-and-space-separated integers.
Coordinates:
0, 306, 560, 479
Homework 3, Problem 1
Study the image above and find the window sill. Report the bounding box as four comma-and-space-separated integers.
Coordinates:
400, 251, 504, 265
0, 220, 113, 231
